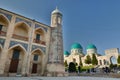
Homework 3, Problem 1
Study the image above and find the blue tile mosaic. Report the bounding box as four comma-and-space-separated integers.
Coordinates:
15, 17, 31, 27
9, 40, 28, 51
0, 11, 12, 21
35, 24, 47, 32
32, 45, 46, 53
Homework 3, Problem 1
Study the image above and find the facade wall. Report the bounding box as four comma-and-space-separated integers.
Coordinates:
0, 8, 51, 76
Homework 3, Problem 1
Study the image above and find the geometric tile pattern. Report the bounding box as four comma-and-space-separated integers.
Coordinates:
9, 40, 28, 51
0, 11, 12, 21
32, 45, 46, 53
35, 24, 48, 32
15, 17, 31, 27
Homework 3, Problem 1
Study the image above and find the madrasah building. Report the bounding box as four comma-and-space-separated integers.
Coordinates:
64, 43, 120, 68
0, 8, 66, 76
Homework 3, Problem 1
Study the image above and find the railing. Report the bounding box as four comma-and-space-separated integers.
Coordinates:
33, 39, 46, 45
0, 30, 6, 36
12, 34, 28, 41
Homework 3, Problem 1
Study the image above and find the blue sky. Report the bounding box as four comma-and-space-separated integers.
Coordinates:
0, 0, 120, 55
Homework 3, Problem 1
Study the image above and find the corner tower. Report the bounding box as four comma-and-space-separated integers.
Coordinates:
47, 7, 66, 76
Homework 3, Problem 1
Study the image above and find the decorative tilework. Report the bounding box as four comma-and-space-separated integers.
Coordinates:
0, 38, 5, 47
35, 24, 47, 32
0, 11, 12, 21
15, 17, 31, 27
9, 40, 28, 51
32, 45, 46, 53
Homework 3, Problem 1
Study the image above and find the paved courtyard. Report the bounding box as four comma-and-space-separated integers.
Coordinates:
0, 77, 119, 80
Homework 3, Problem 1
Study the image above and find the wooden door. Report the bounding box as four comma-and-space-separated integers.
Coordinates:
32, 63, 37, 73
9, 59, 19, 73
9, 49, 20, 73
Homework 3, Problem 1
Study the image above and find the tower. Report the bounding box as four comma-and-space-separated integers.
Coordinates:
47, 7, 67, 76
51, 7, 62, 27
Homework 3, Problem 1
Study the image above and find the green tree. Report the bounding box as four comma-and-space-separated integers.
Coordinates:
64, 60, 68, 67
92, 53, 98, 65
117, 55, 120, 65
109, 63, 114, 69
75, 63, 78, 66
85, 55, 92, 64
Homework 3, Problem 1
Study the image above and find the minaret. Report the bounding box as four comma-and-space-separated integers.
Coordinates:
47, 7, 67, 76
51, 7, 62, 27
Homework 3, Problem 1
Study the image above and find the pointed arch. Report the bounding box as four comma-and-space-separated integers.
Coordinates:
34, 27, 46, 45
110, 56, 117, 64
0, 13, 10, 26
14, 21, 30, 34
9, 44, 27, 53
6, 44, 27, 74
31, 48, 44, 55
35, 27, 46, 34
13, 21, 30, 41
14, 21, 30, 31
0, 14, 10, 36
30, 48, 44, 75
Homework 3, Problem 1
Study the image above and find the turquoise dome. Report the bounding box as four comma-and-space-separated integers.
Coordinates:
71, 43, 83, 49
87, 44, 97, 49
64, 51, 70, 55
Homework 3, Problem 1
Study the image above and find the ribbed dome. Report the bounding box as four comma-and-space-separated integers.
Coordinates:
64, 51, 70, 56
71, 43, 83, 49
52, 7, 62, 14
87, 44, 97, 50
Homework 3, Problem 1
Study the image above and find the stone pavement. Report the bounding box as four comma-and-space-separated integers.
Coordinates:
0, 77, 119, 80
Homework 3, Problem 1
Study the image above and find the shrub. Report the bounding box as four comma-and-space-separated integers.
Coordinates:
92, 53, 98, 65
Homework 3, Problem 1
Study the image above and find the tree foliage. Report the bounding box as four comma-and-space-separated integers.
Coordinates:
64, 60, 68, 67
85, 55, 92, 64
117, 55, 120, 64
92, 53, 98, 65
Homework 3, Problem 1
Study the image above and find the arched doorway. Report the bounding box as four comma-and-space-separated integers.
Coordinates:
5, 45, 26, 74
0, 14, 9, 36
9, 49, 20, 73
30, 49, 43, 75
68, 62, 76, 73
110, 56, 117, 64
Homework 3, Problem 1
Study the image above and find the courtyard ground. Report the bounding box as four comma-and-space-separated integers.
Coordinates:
0, 77, 119, 80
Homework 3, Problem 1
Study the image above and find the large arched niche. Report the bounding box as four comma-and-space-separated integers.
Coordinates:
30, 48, 44, 75
33, 28, 46, 45
4, 44, 27, 75
110, 56, 117, 64
0, 14, 9, 36
12, 22, 29, 41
